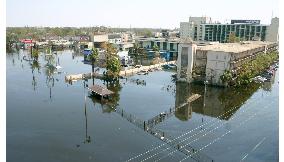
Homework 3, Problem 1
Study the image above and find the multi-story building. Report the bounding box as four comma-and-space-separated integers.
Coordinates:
108, 34, 122, 44
180, 16, 279, 43
266, 17, 279, 42
177, 41, 278, 86
136, 37, 180, 58
180, 16, 212, 41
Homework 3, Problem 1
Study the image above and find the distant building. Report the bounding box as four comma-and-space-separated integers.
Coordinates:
20, 39, 34, 49
161, 29, 169, 38
180, 16, 212, 40
92, 34, 108, 48
108, 34, 122, 44
136, 37, 180, 58
266, 17, 279, 42
180, 16, 279, 43
113, 43, 134, 51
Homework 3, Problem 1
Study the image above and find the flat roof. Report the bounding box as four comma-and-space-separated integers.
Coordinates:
202, 23, 267, 26
88, 84, 114, 96
136, 37, 180, 43
197, 41, 276, 53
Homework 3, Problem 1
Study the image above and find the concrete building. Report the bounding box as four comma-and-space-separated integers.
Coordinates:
180, 16, 212, 40
180, 17, 279, 43
113, 43, 134, 51
92, 34, 108, 48
136, 37, 180, 58
266, 17, 279, 42
177, 41, 278, 86
177, 38, 197, 82
108, 34, 122, 44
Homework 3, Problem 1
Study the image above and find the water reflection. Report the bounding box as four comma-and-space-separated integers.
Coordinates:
175, 82, 192, 121
30, 60, 41, 91
262, 74, 276, 92
175, 82, 261, 121
7, 49, 278, 162
84, 92, 91, 144
89, 80, 122, 113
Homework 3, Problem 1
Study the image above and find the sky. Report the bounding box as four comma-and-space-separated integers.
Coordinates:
6, 0, 279, 29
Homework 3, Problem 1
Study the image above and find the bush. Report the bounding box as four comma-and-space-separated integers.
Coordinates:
220, 51, 278, 86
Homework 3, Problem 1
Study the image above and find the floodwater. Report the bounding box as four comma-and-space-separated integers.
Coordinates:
7, 49, 278, 162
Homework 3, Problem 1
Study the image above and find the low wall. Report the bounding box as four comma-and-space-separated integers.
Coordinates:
119, 61, 176, 77
65, 72, 103, 82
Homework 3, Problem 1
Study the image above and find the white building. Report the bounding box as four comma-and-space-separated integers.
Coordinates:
180, 16, 279, 43
92, 34, 108, 42
108, 34, 122, 44
177, 41, 278, 86
180, 16, 212, 40
266, 17, 279, 42
177, 39, 197, 82
136, 37, 180, 57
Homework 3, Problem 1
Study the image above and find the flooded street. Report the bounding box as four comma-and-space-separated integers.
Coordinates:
7, 50, 278, 162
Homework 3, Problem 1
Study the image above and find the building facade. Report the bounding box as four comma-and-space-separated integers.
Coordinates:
136, 37, 179, 58
266, 17, 279, 42
177, 41, 278, 86
180, 17, 279, 43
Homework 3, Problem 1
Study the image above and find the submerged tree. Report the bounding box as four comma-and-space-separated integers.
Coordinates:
32, 47, 40, 60
101, 43, 121, 81
88, 48, 99, 73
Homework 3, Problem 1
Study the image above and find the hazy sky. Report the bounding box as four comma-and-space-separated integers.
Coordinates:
6, 0, 279, 28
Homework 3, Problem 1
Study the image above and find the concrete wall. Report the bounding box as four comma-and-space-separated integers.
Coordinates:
93, 35, 108, 42
193, 50, 207, 78
205, 51, 231, 85
177, 43, 197, 82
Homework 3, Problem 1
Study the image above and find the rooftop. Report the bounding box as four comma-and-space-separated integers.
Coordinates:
136, 37, 180, 43
88, 84, 114, 96
197, 41, 276, 53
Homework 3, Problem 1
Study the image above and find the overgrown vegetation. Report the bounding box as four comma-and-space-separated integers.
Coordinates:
220, 70, 233, 84
227, 32, 240, 43
32, 48, 40, 60
88, 48, 99, 73
220, 51, 279, 86
101, 43, 121, 81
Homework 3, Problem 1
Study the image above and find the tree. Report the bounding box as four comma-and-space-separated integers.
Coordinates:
88, 48, 99, 73
228, 32, 240, 43
144, 29, 152, 37
101, 43, 121, 81
152, 44, 160, 57
106, 57, 121, 80
32, 48, 39, 60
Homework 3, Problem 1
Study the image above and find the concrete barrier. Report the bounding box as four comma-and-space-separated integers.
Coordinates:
119, 61, 176, 77
65, 72, 102, 82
